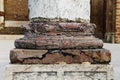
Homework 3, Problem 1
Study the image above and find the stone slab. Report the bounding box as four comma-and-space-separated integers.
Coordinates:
6, 64, 114, 80
10, 49, 111, 64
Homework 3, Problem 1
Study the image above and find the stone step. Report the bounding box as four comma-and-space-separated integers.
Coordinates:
6, 64, 114, 80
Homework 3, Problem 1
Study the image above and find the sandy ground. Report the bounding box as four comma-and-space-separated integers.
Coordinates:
0, 40, 120, 80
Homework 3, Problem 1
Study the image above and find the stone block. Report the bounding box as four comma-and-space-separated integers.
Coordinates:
15, 36, 103, 50
6, 64, 114, 80
10, 49, 111, 64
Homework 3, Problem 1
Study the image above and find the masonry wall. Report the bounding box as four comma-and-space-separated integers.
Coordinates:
0, 0, 29, 34
116, 0, 120, 43
5, 0, 28, 21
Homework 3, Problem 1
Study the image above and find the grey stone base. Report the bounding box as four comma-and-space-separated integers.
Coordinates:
6, 64, 114, 80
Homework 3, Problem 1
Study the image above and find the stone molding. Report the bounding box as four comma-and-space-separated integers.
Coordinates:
6, 64, 114, 80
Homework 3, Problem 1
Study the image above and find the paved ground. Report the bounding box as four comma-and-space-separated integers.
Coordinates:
0, 40, 120, 80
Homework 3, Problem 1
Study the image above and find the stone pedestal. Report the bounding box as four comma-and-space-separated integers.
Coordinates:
7, 21, 114, 80
6, 0, 114, 79
6, 64, 114, 80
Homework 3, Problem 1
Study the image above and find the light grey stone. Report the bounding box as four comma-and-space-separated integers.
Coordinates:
28, 0, 90, 22
6, 64, 114, 80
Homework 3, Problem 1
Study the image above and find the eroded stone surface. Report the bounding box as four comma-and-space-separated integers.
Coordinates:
64, 72, 107, 80
15, 36, 103, 50
22, 22, 96, 36
12, 19, 110, 65
13, 72, 58, 80
13, 72, 107, 80
6, 64, 114, 80
10, 49, 111, 64
14, 22, 104, 49
14, 22, 103, 50
28, 0, 90, 22
10, 49, 47, 63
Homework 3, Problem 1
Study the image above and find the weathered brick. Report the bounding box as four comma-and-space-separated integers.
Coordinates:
4, 0, 28, 21
116, 0, 120, 43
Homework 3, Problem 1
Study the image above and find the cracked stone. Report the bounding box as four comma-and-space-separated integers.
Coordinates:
10, 49, 111, 64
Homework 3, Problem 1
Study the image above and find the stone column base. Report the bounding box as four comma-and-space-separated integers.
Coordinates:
6, 64, 114, 80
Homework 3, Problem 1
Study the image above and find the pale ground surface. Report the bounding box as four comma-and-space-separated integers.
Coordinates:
0, 40, 120, 80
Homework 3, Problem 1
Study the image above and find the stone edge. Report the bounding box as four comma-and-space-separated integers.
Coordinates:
5, 64, 114, 80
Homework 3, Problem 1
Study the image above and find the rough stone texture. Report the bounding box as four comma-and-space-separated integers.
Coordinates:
22, 22, 96, 35
15, 36, 103, 50
15, 23, 103, 49
10, 49, 111, 64
28, 0, 90, 22
6, 64, 114, 80
4, 0, 28, 21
